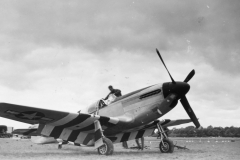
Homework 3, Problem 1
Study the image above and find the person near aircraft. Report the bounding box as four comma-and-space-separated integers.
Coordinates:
135, 137, 144, 150
104, 85, 122, 100
101, 85, 122, 106
99, 85, 122, 109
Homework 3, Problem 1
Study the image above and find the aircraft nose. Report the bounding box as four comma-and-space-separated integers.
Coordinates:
162, 82, 190, 98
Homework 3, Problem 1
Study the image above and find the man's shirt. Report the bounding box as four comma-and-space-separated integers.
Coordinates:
105, 89, 122, 100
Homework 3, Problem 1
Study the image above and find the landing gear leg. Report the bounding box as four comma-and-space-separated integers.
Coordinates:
94, 120, 114, 155
156, 123, 174, 153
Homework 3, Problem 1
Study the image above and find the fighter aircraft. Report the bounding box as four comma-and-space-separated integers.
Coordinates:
12, 118, 192, 150
0, 49, 201, 155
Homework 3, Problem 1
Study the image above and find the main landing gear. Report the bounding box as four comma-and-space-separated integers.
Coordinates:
97, 137, 114, 155
156, 123, 174, 153
94, 120, 114, 155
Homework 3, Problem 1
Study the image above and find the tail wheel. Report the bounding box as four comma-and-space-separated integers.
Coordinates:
97, 137, 114, 155
159, 138, 174, 153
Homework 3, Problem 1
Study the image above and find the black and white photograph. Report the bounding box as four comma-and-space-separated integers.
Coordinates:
0, 0, 239, 159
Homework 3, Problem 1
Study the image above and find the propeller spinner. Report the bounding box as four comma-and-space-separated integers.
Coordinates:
156, 49, 202, 129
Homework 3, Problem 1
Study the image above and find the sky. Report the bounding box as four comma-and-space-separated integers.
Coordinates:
0, 0, 239, 129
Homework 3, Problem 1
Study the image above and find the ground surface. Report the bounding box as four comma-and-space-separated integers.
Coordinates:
0, 137, 239, 160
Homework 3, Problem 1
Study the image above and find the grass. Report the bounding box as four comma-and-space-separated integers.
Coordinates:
0, 137, 240, 160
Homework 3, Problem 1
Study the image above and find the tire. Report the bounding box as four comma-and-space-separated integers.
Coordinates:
97, 137, 114, 155
159, 138, 174, 153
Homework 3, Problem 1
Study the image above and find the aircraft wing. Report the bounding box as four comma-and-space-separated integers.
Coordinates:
104, 119, 192, 143
0, 103, 70, 124
0, 103, 119, 138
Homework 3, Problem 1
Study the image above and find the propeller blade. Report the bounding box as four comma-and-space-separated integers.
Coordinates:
184, 69, 195, 83
156, 48, 176, 84
180, 95, 201, 129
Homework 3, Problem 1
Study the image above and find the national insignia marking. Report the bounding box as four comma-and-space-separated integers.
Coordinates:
5, 110, 53, 121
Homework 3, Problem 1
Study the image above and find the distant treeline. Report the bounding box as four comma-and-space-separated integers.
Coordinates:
168, 126, 240, 137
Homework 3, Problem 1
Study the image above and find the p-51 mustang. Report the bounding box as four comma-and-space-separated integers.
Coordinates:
0, 49, 201, 155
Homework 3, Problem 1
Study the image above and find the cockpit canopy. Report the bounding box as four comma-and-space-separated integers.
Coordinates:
87, 100, 100, 114
87, 95, 117, 114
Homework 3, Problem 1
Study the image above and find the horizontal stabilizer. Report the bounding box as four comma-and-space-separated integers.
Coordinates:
12, 129, 38, 136
160, 119, 192, 127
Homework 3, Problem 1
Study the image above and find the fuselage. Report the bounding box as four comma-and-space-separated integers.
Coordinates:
98, 83, 178, 135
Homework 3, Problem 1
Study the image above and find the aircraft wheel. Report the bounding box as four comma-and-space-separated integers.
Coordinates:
98, 137, 114, 155
159, 138, 174, 153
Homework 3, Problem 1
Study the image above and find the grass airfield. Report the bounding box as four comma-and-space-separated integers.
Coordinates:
0, 137, 240, 160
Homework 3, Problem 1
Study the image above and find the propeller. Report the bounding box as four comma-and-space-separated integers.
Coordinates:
184, 69, 195, 83
156, 48, 201, 129
180, 96, 200, 128
156, 49, 176, 84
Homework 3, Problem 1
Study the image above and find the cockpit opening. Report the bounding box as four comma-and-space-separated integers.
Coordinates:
87, 94, 117, 115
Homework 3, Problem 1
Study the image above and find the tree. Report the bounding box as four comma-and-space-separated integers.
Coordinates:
168, 125, 240, 137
